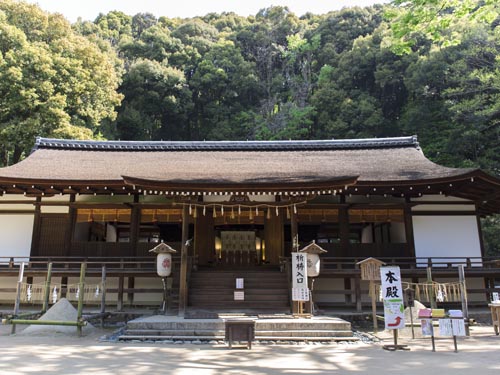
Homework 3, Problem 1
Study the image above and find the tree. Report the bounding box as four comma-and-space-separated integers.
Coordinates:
0, 1, 123, 165
386, 0, 499, 54
116, 59, 192, 140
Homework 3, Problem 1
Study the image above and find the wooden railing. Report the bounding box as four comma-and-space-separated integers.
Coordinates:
0, 255, 499, 310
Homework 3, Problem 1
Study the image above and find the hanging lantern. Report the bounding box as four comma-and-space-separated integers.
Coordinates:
149, 243, 177, 277
299, 241, 327, 278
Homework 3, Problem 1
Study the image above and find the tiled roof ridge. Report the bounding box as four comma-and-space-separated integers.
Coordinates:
33, 136, 419, 152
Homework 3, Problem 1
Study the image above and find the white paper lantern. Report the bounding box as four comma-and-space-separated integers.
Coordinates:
307, 253, 320, 277
157, 253, 172, 277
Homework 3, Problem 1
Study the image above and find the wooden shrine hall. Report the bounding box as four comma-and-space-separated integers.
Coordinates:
0, 136, 499, 315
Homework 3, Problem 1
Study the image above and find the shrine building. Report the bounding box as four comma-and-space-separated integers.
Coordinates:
0, 136, 499, 314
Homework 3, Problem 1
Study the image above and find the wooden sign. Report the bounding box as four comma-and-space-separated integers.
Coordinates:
234, 291, 245, 301
380, 266, 405, 330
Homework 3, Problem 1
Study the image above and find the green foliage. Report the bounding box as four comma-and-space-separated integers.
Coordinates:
386, 0, 500, 54
0, 0, 122, 164
0, 2, 499, 251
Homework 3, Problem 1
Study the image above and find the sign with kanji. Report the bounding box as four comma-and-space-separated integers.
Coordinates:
292, 252, 309, 301
380, 266, 405, 330
292, 287, 310, 301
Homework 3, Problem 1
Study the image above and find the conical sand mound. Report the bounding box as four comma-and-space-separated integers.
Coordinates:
20, 298, 94, 335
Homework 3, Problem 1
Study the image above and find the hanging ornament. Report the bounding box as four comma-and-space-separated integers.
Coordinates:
276, 206, 279, 216
231, 207, 235, 219
293, 204, 297, 214
203, 206, 206, 216
286, 207, 291, 219
75, 286, 80, 300
256, 207, 259, 216
238, 205, 241, 216
95, 286, 100, 298
266, 208, 271, 219
27, 284, 32, 302
213, 207, 217, 218
249, 208, 253, 220
189, 205, 192, 215
436, 286, 444, 303
221, 206, 224, 215
193, 207, 197, 218
52, 286, 58, 304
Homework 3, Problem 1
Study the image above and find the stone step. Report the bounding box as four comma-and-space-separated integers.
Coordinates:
256, 330, 354, 337
126, 317, 352, 332
124, 329, 226, 336
118, 335, 358, 342
122, 329, 353, 338
127, 321, 226, 330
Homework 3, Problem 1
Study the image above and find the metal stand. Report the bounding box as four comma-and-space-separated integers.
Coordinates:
383, 330, 410, 351
161, 277, 167, 313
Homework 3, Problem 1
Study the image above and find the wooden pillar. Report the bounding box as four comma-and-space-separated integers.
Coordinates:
178, 205, 189, 317
290, 208, 299, 253
404, 200, 416, 258
127, 277, 135, 306
475, 210, 486, 257
117, 275, 124, 311
129, 194, 141, 257
344, 277, 352, 304
290, 208, 299, 314
30, 197, 42, 257
65, 194, 77, 256
339, 197, 349, 257
354, 276, 362, 312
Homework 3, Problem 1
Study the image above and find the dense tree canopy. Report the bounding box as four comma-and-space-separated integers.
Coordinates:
0, 0, 499, 254
0, 0, 123, 164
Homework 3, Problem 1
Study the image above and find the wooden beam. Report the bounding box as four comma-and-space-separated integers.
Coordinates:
178, 205, 189, 317
65, 195, 77, 256
129, 195, 140, 257
30, 197, 42, 257
404, 201, 416, 258
339, 196, 349, 257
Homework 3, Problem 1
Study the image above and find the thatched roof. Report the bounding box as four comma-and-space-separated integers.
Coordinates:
0, 136, 499, 214
0, 136, 473, 183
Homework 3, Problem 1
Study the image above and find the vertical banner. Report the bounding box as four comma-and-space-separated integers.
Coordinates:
291, 252, 309, 301
380, 266, 405, 330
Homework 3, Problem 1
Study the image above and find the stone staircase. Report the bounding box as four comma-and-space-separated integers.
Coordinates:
118, 315, 355, 342
188, 268, 290, 311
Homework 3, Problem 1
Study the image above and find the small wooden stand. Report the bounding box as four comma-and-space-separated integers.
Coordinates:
357, 258, 385, 333
489, 303, 500, 336
382, 330, 410, 351
225, 320, 255, 349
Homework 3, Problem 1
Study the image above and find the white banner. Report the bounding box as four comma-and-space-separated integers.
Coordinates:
292, 252, 309, 301
380, 266, 405, 330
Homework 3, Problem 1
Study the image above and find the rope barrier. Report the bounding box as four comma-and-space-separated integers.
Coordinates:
20, 282, 103, 304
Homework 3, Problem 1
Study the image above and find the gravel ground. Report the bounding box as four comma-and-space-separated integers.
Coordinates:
0, 323, 499, 374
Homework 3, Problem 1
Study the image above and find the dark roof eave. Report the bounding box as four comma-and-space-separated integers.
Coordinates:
121, 175, 360, 192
